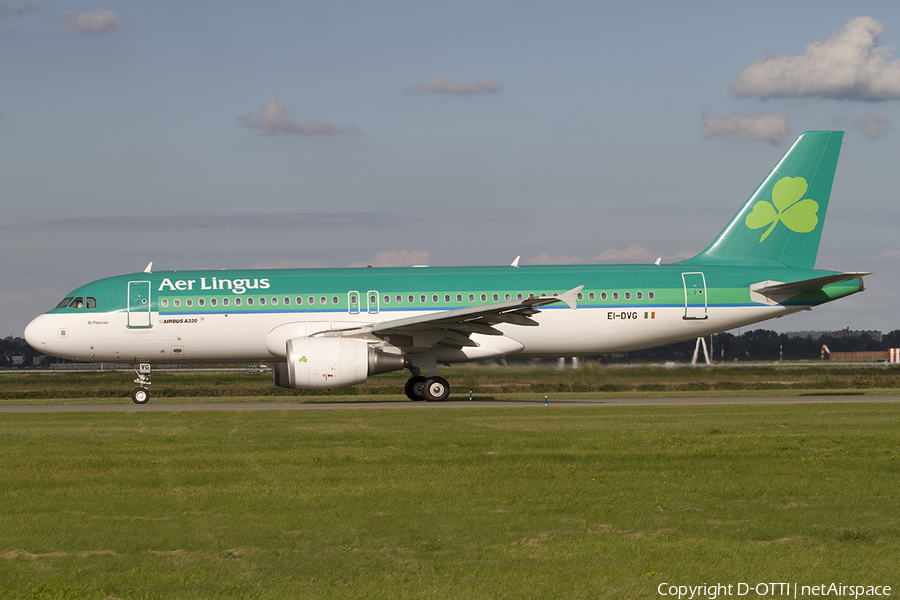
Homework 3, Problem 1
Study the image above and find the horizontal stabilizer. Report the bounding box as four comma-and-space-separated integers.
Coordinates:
750, 272, 869, 305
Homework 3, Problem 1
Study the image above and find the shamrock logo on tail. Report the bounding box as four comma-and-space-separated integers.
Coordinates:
745, 176, 819, 242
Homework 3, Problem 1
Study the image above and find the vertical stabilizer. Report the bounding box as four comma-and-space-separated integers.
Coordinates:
679, 131, 843, 268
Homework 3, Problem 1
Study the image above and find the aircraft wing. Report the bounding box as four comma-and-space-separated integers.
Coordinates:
750, 272, 869, 305
315, 285, 584, 351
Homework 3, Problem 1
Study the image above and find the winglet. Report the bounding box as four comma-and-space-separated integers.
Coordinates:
511, 256, 520, 268
144, 262, 153, 273
558, 285, 584, 309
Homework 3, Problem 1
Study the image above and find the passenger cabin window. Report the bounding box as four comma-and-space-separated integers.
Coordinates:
468, 294, 475, 302
636, 292, 643, 300
649, 291, 655, 299
235, 298, 242, 306
186, 298, 192, 307
174, 299, 181, 307
589, 292, 596, 301
624, 292, 631, 300
161, 299, 169, 308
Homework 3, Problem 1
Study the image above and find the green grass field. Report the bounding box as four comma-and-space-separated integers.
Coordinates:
3, 363, 900, 402
1, 403, 898, 599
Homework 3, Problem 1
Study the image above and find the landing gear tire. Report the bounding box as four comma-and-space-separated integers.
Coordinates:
423, 376, 450, 402
405, 376, 426, 401
131, 387, 150, 404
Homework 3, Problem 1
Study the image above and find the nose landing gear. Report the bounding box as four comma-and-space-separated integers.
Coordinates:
132, 363, 151, 404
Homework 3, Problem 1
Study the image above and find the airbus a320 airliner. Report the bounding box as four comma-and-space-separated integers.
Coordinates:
25, 131, 867, 403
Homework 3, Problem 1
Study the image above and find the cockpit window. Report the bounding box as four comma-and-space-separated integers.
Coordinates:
55, 296, 96, 310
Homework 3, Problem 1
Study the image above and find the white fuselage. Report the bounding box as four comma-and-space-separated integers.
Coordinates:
26, 302, 799, 364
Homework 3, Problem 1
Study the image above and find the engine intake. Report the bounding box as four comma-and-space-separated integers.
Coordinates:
273, 337, 404, 390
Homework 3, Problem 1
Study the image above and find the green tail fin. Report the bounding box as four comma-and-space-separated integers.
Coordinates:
679, 130, 843, 268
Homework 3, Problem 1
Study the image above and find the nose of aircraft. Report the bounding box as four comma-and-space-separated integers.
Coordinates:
24, 315, 47, 350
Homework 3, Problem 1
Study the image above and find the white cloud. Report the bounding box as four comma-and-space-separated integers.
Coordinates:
0, 0, 41, 18
61, 9, 118, 33
249, 258, 326, 269
350, 250, 430, 268
527, 245, 664, 265
238, 98, 360, 136
854, 112, 894, 138
732, 16, 900, 101
701, 108, 790, 144
595, 244, 656, 262
404, 76, 502, 95
526, 253, 583, 265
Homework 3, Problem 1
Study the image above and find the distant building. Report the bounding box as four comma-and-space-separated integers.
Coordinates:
828, 350, 898, 363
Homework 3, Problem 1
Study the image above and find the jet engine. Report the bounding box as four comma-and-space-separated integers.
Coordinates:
273, 337, 405, 390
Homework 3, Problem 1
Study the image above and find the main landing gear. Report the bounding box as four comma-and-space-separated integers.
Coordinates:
404, 372, 451, 402
132, 362, 151, 404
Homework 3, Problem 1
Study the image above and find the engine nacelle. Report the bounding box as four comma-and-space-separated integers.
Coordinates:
273, 337, 405, 390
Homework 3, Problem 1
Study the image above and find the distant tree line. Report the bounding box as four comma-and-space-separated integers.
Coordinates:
2, 336, 45, 367
604, 329, 900, 363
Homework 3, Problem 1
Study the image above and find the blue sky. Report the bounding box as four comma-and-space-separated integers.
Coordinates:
2, 1, 899, 337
